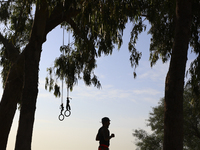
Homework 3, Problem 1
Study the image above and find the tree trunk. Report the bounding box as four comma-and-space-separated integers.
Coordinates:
163, 0, 192, 150
14, 1, 48, 149
14, 43, 42, 150
0, 55, 24, 150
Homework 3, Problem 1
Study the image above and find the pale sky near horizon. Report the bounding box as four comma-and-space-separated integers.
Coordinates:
1, 22, 195, 150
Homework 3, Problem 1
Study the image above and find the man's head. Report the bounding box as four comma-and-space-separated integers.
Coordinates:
101, 117, 110, 128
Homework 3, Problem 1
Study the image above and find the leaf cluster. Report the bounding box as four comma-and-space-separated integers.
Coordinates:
45, 0, 132, 96
0, 0, 129, 90
133, 129, 162, 150
127, 0, 175, 76
133, 99, 163, 150
0, 0, 34, 47
146, 0, 175, 66
184, 0, 200, 96
127, 0, 199, 69
183, 85, 200, 149
0, 0, 35, 86
73, 0, 128, 56
0, 47, 11, 88
133, 86, 200, 150
45, 43, 101, 97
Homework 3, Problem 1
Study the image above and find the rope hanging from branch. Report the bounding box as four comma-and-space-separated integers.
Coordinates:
58, 26, 72, 121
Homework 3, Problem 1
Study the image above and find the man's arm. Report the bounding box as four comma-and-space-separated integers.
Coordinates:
102, 129, 115, 141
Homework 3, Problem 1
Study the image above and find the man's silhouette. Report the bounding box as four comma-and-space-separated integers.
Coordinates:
96, 117, 115, 150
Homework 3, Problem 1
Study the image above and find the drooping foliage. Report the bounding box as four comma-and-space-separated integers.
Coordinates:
44, 0, 136, 95
127, 0, 200, 69
1, 0, 199, 96
0, 0, 132, 95
0, 0, 33, 87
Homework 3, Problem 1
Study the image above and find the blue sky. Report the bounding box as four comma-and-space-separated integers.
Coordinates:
1, 22, 195, 150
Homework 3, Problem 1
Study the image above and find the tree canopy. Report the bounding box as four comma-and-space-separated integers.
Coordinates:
0, 0, 200, 150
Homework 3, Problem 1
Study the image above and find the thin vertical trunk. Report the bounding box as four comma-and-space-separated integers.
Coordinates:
163, 0, 192, 150
0, 56, 24, 150
0, 33, 23, 150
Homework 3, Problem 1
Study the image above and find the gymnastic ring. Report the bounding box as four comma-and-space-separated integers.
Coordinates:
64, 110, 71, 117
59, 114, 64, 121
